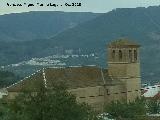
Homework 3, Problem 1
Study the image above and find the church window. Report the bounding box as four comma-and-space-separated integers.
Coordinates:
129, 50, 132, 62
89, 96, 95, 98
79, 96, 86, 98
119, 50, 122, 61
121, 91, 126, 93
134, 50, 137, 62
112, 50, 115, 60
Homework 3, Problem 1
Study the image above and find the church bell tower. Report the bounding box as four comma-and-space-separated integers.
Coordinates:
107, 39, 141, 102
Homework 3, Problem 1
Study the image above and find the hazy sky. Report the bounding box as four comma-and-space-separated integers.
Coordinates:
0, 0, 160, 15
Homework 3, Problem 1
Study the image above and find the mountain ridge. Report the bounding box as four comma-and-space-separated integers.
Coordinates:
0, 11, 101, 41
1, 6, 160, 82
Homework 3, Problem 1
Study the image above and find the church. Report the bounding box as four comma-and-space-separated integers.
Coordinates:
5, 39, 141, 111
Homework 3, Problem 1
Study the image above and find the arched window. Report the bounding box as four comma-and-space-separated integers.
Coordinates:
134, 50, 137, 61
129, 50, 132, 62
112, 50, 115, 60
119, 50, 122, 61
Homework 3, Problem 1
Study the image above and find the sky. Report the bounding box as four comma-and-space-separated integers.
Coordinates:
0, 0, 160, 15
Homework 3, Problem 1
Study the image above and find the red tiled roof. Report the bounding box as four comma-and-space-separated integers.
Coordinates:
153, 92, 160, 99
7, 66, 123, 92
7, 71, 44, 92
45, 66, 105, 89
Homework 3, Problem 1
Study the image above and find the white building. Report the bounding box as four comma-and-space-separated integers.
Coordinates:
0, 88, 8, 98
141, 84, 160, 98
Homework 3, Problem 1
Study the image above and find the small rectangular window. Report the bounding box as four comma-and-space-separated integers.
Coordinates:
112, 50, 115, 60
129, 50, 132, 62
89, 96, 95, 98
134, 50, 137, 62
79, 96, 86, 98
119, 50, 122, 61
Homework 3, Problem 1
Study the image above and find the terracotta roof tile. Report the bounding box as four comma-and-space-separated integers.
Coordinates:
45, 66, 104, 89
153, 92, 160, 99
7, 66, 123, 92
7, 71, 44, 92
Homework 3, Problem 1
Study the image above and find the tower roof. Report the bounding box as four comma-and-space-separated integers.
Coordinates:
108, 39, 140, 48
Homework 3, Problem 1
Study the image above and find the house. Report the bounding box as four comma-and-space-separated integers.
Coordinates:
141, 84, 160, 100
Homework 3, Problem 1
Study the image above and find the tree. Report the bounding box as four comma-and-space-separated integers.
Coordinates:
0, 100, 17, 120
7, 82, 97, 120
147, 98, 160, 114
104, 98, 146, 119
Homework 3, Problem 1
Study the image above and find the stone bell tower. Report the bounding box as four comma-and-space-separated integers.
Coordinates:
107, 39, 141, 102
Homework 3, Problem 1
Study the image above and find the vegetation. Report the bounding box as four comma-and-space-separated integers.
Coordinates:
0, 85, 160, 120
104, 98, 146, 119
147, 98, 160, 114
104, 98, 160, 120
0, 83, 97, 120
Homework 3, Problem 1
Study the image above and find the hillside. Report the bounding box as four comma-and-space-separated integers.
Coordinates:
0, 11, 100, 41
1, 6, 160, 82
0, 70, 20, 88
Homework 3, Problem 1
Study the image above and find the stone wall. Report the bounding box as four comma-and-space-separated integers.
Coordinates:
68, 84, 128, 111
108, 63, 140, 78
68, 86, 105, 112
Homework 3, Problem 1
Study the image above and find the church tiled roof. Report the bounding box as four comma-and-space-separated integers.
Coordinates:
7, 71, 44, 92
7, 66, 123, 92
45, 66, 105, 89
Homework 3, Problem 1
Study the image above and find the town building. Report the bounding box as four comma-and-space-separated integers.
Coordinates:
141, 84, 160, 99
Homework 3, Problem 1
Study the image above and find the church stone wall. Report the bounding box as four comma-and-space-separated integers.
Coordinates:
125, 77, 141, 101
68, 84, 128, 111
104, 84, 127, 104
68, 86, 105, 111
108, 63, 140, 78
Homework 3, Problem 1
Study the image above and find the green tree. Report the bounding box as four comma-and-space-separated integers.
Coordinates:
104, 98, 146, 119
0, 100, 17, 120
147, 98, 160, 114
7, 82, 97, 120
